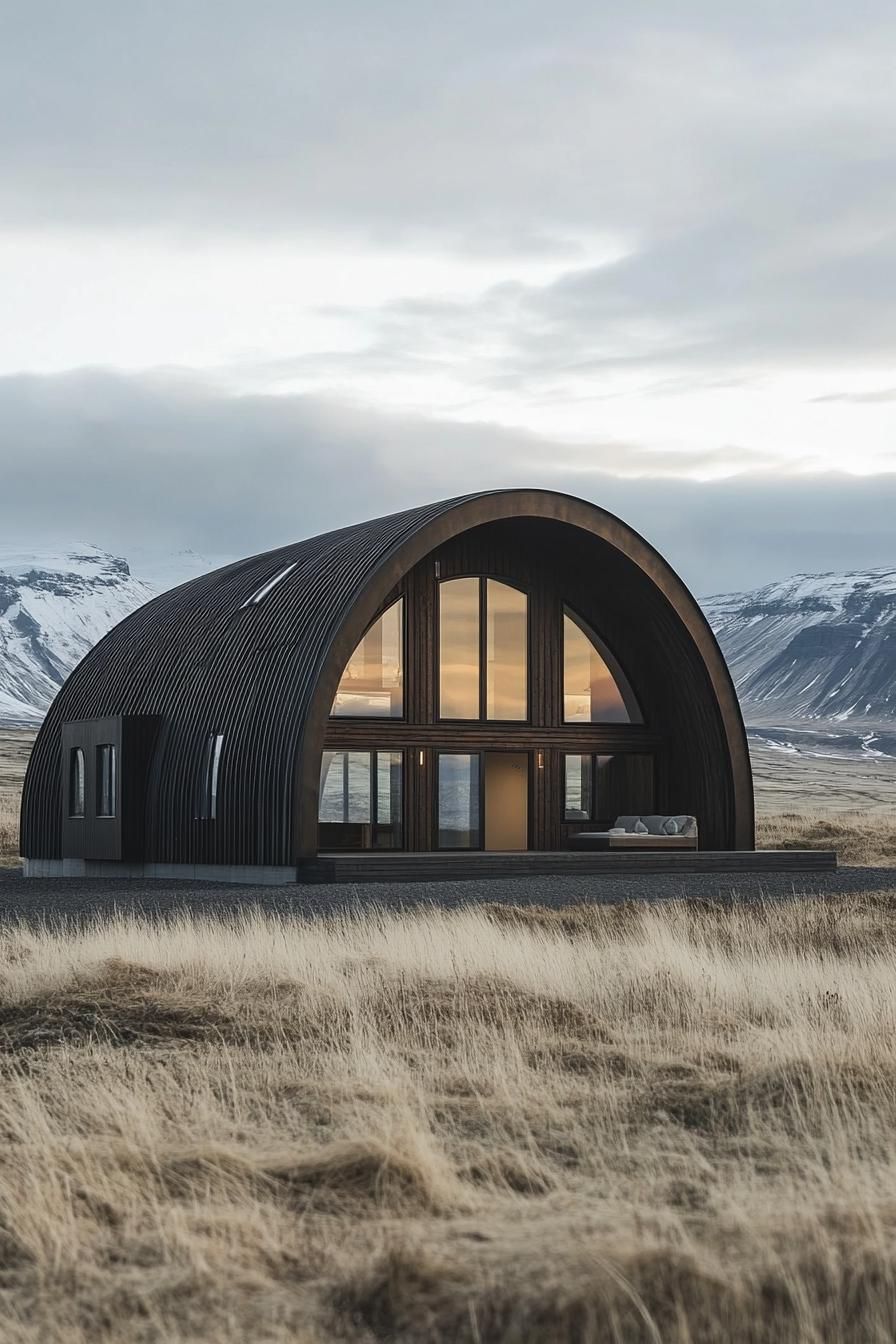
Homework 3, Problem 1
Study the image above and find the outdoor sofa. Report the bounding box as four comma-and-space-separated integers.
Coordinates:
569, 815, 698, 851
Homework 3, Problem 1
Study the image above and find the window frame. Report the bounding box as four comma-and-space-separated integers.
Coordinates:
434, 749, 484, 851
563, 752, 596, 822
95, 743, 117, 819
329, 596, 407, 722
68, 747, 86, 819
562, 605, 642, 726
437, 575, 530, 724
317, 747, 406, 850
196, 733, 224, 821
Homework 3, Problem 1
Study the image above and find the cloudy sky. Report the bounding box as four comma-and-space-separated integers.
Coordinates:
2, 0, 895, 592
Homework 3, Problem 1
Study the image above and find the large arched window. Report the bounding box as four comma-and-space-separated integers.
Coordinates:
439, 578, 527, 720
563, 609, 640, 723
331, 599, 404, 718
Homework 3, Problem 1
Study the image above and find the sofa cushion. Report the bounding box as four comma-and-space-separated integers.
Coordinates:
633, 819, 648, 834
671, 815, 697, 837
615, 816, 640, 833
663, 817, 680, 835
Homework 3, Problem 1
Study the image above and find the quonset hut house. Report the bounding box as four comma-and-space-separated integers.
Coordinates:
21, 489, 762, 883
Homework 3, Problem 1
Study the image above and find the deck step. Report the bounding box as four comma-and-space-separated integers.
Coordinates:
298, 849, 837, 884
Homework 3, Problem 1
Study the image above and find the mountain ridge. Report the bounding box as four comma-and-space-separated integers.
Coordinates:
703, 565, 896, 727
0, 546, 158, 726
1, 549, 894, 732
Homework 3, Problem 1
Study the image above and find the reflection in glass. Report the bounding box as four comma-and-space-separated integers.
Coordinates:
96, 744, 116, 817
376, 751, 403, 847
486, 580, 527, 720
69, 748, 85, 818
439, 579, 480, 719
318, 750, 403, 848
438, 753, 480, 848
332, 599, 403, 717
563, 613, 633, 723
564, 754, 592, 820
319, 751, 371, 822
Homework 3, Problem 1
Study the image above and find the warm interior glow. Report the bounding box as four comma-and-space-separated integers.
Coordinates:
563, 612, 633, 723
486, 579, 527, 720
331, 599, 403, 717
439, 578, 480, 719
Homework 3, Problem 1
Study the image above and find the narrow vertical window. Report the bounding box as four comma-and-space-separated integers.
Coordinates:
198, 734, 224, 820
438, 753, 480, 849
564, 754, 593, 820
439, 578, 480, 719
331, 599, 404, 717
486, 580, 527, 720
375, 750, 403, 848
96, 744, 116, 818
68, 748, 85, 818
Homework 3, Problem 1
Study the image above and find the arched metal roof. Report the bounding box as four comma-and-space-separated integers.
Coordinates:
21, 489, 753, 864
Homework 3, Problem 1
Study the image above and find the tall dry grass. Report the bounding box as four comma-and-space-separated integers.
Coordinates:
758, 809, 896, 866
2, 896, 896, 1342
0, 793, 19, 866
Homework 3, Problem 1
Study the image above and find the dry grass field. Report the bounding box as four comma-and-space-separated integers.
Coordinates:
2, 898, 896, 1342
0, 794, 17, 867
0, 728, 33, 868
758, 810, 896, 867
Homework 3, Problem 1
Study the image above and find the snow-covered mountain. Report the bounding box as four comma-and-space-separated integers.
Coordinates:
704, 567, 896, 727
0, 546, 156, 726
3, 545, 894, 735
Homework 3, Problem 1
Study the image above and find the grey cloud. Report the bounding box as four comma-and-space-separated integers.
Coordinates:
1, 1, 893, 249
302, 211, 896, 396
3, 1, 895, 404
1, 368, 893, 595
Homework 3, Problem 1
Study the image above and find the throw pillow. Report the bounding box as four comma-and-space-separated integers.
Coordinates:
634, 819, 648, 834
663, 817, 679, 835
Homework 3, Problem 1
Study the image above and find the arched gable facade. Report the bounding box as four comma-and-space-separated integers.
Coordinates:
21, 490, 753, 879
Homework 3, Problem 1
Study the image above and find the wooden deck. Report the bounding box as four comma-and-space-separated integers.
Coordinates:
299, 849, 837, 884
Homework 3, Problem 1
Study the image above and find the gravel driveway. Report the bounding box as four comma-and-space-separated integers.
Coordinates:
1, 865, 895, 925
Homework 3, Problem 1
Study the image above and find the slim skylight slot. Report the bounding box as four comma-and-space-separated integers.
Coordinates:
241, 561, 297, 608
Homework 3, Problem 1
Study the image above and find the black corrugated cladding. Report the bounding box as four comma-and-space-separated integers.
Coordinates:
20, 489, 753, 865
21, 495, 470, 865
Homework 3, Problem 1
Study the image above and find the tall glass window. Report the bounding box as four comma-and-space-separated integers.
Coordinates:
319, 750, 403, 848
96, 744, 116, 818
332, 599, 403, 718
563, 611, 635, 723
376, 751, 403, 841
486, 580, 527, 720
440, 578, 528, 720
68, 748, 85, 818
438, 753, 480, 849
439, 578, 480, 719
